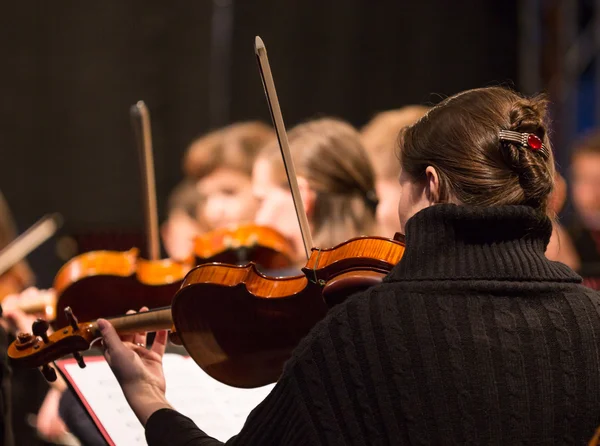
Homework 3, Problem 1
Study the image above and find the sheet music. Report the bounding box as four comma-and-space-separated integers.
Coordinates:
60, 354, 275, 445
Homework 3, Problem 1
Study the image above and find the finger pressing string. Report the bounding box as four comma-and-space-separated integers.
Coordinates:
97, 319, 121, 353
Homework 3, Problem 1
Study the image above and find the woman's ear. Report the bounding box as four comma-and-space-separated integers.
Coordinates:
297, 176, 316, 219
424, 166, 441, 204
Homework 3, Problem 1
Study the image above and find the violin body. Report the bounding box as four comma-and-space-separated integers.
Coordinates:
173, 236, 405, 388
194, 224, 295, 269
53, 248, 191, 326
172, 264, 325, 388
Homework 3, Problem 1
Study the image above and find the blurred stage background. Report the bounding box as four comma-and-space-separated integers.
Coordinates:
0, 0, 595, 287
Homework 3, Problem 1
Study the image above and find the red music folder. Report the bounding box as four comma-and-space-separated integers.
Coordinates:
55, 354, 274, 446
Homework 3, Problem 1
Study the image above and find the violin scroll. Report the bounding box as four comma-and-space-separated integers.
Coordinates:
10, 308, 94, 376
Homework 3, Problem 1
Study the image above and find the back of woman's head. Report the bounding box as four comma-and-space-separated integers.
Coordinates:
259, 117, 377, 247
400, 87, 555, 213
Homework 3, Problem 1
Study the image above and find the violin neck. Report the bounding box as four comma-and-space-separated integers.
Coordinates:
94, 307, 173, 335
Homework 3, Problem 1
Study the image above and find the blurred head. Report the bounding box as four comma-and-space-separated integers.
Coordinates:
361, 106, 429, 236
184, 121, 275, 230
570, 131, 600, 230
396, 86, 555, 233
253, 118, 377, 260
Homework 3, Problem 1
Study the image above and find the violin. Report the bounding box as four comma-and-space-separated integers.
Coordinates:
194, 223, 295, 269
8, 234, 405, 386
47, 102, 193, 327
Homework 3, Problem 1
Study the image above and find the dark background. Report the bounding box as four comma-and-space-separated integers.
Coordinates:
0, 1, 518, 287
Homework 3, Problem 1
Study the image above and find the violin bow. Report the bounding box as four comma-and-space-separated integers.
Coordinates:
0, 213, 62, 276
130, 101, 161, 261
254, 36, 314, 260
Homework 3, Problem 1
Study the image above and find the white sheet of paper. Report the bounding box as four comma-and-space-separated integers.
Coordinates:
61, 354, 275, 445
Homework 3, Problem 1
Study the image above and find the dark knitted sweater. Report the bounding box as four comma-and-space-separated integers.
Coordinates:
146, 204, 600, 445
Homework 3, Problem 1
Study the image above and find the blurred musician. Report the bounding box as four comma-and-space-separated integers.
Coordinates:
361, 106, 429, 237
253, 117, 378, 269
100, 87, 600, 445
0, 191, 67, 446
160, 179, 204, 262
544, 172, 580, 270
0, 192, 35, 298
162, 121, 275, 261
566, 131, 600, 287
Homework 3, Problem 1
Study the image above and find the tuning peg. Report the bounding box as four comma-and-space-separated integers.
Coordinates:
40, 364, 57, 382
73, 352, 86, 369
32, 319, 51, 344
64, 307, 79, 331
16, 332, 34, 345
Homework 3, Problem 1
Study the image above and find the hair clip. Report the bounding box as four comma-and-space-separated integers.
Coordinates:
498, 130, 549, 159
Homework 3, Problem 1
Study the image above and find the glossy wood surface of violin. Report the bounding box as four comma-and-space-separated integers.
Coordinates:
172, 263, 324, 388
194, 224, 295, 268
173, 235, 405, 388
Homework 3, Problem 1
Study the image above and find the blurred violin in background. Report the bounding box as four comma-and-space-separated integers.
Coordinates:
0, 214, 62, 299
49, 101, 193, 327
193, 223, 294, 269
0, 214, 62, 320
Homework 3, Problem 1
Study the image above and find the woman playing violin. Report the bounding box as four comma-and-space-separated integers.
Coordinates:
102, 86, 600, 445
162, 121, 274, 261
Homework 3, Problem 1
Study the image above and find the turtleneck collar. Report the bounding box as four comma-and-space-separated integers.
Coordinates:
386, 204, 581, 283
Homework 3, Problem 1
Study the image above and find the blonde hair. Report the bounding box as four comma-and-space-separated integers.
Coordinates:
259, 118, 377, 248
361, 106, 429, 179
184, 121, 275, 179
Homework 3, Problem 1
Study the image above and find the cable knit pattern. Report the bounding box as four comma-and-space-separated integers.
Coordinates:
145, 205, 600, 446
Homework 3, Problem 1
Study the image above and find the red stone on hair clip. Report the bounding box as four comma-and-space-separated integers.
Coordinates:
498, 130, 549, 159
527, 134, 542, 150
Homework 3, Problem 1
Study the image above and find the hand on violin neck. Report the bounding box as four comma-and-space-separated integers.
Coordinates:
98, 311, 172, 426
